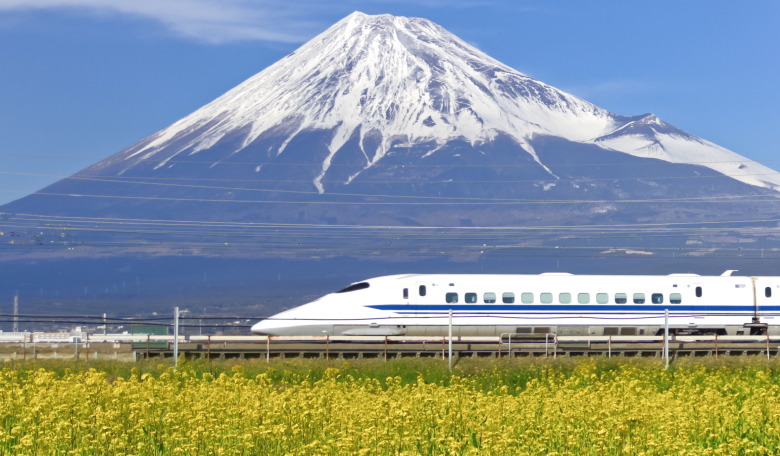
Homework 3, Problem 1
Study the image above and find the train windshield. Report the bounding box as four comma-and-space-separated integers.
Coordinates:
335, 282, 370, 293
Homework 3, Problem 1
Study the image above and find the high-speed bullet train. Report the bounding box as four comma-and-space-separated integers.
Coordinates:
251, 272, 780, 337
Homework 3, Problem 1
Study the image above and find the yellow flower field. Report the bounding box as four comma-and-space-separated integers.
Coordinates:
1, 359, 779, 455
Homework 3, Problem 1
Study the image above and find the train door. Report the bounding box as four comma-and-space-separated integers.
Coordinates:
756, 280, 777, 324
414, 282, 429, 317
688, 282, 714, 326
691, 282, 704, 325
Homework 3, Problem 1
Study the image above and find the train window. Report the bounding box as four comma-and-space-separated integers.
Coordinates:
336, 282, 369, 293
465, 293, 477, 303
559, 293, 572, 304
615, 293, 627, 304
403, 288, 408, 299
541, 293, 553, 304
633, 293, 645, 304
767, 287, 773, 298
521, 293, 534, 304
670, 293, 682, 304
695, 286, 702, 297
604, 327, 619, 336
484, 292, 496, 303
578, 293, 590, 304
502, 292, 515, 304
596, 293, 608, 304
419, 285, 427, 297
445, 293, 458, 304
533, 327, 550, 334
652, 293, 664, 304
621, 327, 636, 336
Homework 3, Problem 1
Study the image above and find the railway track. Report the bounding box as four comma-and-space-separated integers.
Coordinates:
1, 334, 779, 362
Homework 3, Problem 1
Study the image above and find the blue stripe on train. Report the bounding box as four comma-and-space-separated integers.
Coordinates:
405, 312, 754, 316
368, 304, 780, 312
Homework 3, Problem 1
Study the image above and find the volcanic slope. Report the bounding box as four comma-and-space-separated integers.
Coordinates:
4, 12, 779, 227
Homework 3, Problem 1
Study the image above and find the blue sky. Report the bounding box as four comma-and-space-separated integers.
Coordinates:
0, 0, 778, 206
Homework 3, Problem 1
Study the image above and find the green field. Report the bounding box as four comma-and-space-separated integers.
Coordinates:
2, 357, 780, 454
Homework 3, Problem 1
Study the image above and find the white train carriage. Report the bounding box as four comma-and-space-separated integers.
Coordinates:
251, 272, 780, 337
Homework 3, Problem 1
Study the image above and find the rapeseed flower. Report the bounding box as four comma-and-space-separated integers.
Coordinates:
0, 360, 778, 454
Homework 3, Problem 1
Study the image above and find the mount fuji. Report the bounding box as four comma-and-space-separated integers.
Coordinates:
3, 12, 779, 227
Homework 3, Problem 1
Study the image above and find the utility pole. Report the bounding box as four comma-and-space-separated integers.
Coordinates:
664, 309, 669, 370
13, 294, 18, 333
173, 307, 179, 368
448, 309, 453, 371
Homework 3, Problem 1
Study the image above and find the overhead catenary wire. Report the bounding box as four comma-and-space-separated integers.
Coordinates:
8, 226, 778, 247
5, 223, 780, 247
1, 231, 777, 258
4, 173, 780, 203
1, 246, 774, 260
9, 214, 780, 235
5, 215, 780, 246
0, 216, 772, 259
4, 153, 779, 210
4, 211, 780, 257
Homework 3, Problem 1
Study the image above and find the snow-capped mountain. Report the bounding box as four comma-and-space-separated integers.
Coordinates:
106, 12, 779, 193
3, 12, 779, 228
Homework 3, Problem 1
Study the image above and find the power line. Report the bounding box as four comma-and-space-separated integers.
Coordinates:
0, 236, 775, 253
2, 240, 775, 259
6, 214, 780, 242
31, 175, 780, 202
5, 223, 780, 244
2, 232, 777, 258
6, 212, 780, 230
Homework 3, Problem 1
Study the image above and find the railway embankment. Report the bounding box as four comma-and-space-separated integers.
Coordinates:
1, 334, 779, 362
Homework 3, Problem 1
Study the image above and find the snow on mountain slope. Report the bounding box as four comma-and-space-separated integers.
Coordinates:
593, 114, 780, 191
105, 12, 779, 193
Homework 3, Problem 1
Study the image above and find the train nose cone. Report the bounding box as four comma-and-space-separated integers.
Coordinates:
251, 319, 295, 335
251, 320, 274, 335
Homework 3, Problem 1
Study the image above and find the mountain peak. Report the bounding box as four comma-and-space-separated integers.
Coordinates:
119, 12, 623, 192
86, 12, 780, 195
4, 13, 780, 230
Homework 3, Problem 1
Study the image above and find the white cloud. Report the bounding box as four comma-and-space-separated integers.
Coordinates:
0, 0, 533, 43
0, 0, 327, 43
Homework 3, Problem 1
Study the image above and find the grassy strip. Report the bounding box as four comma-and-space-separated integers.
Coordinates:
4, 355, 780, 393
